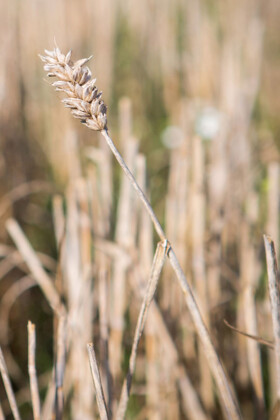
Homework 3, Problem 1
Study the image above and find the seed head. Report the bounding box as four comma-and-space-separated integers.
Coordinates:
39, 46, 107, 131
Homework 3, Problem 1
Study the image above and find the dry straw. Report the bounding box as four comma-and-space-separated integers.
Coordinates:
27, 321, 41, 420
264, 235, 280, 398
6, 218, 65, 317
87, 343, 109, 420
40, 45, 242, 420
116, 240, 168, 420
0, 347, 21, 420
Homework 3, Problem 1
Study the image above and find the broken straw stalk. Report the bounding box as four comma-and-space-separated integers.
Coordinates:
40, 46, 242, 420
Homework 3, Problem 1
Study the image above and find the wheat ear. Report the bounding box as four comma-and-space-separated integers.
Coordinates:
39, 47, 107, 131
40, 45, 242, 420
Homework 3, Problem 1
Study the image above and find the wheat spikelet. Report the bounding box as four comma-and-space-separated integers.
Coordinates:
39, 46, 107, 131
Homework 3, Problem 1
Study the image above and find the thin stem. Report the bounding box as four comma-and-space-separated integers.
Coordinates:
101, 130, 165, 242
168, 248, 240, 418
27, 321, 41, 420
0, 347, 21, 420
264, 235, 280, 398
116, 241, 167, 420
224, 319, 274, 349
0, 402, 5, 420
6, 219, 65, 317
55, 316, 67, 420
87, 343, 109, 420
101, 128, 242, 420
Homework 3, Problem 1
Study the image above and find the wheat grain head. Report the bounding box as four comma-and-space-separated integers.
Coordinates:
39, 46, 107, 131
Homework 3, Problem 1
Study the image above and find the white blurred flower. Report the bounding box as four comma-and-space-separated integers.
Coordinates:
195, 106, 222, 140
161, 126, 184, 149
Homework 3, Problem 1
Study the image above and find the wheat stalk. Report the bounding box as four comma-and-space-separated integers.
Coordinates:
40, 45, 242, 420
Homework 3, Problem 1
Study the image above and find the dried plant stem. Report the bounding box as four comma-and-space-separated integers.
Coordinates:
98, 266, 112, 415
224, 320, 274, 349
0, 403, 4, 420
129, 264, 208, 420
41, 376, 55, 420
101, 128, 242, 420
264, 235, 280, 398
168, 250, 241, 415
271, 400, 280, 420
27, 321, 41, 420
87, 143, 113, 411
177, 366, 210, 420
266, 162, 280, 404
240, 217, 264, 415
110, 136, 138, 378
116, 240, 167, 420
0, 248, 56, 281
0, 276, 36, 344
64, 180, 94, 418
267, 163, 280, 255
0, 180, 53, 219
0, 347, 21, 420
137, 154, 161, 420
87, 343, 109, 420
101, 130, 165, 241
54, 316, 67, 420
191, 135, 213, 410
52, 195, 65, 248
6, 219, 65, 317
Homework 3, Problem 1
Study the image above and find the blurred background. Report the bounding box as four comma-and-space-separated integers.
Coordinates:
0, 0, 280, 419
